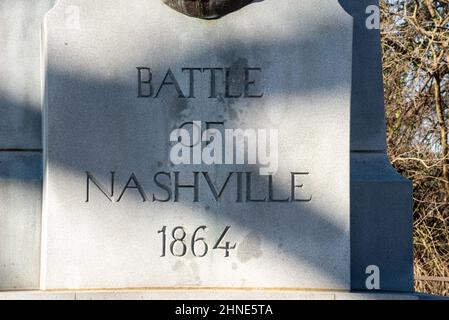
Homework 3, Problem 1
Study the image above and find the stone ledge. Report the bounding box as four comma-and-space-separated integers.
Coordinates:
0, 290, 428, 300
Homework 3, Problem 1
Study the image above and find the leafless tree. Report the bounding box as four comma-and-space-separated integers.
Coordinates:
381, 0, 449, 295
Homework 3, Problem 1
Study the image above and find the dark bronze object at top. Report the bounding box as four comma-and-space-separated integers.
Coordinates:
162, 0, 254, 19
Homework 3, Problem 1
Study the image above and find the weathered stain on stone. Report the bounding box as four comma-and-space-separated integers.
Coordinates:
237, 232, 263, 263
172, 260, 184, 271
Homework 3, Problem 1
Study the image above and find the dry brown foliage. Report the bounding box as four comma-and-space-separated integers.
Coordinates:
381, 0, 449, 296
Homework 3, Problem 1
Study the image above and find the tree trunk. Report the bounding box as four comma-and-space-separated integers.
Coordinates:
434, 73, 449, 200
